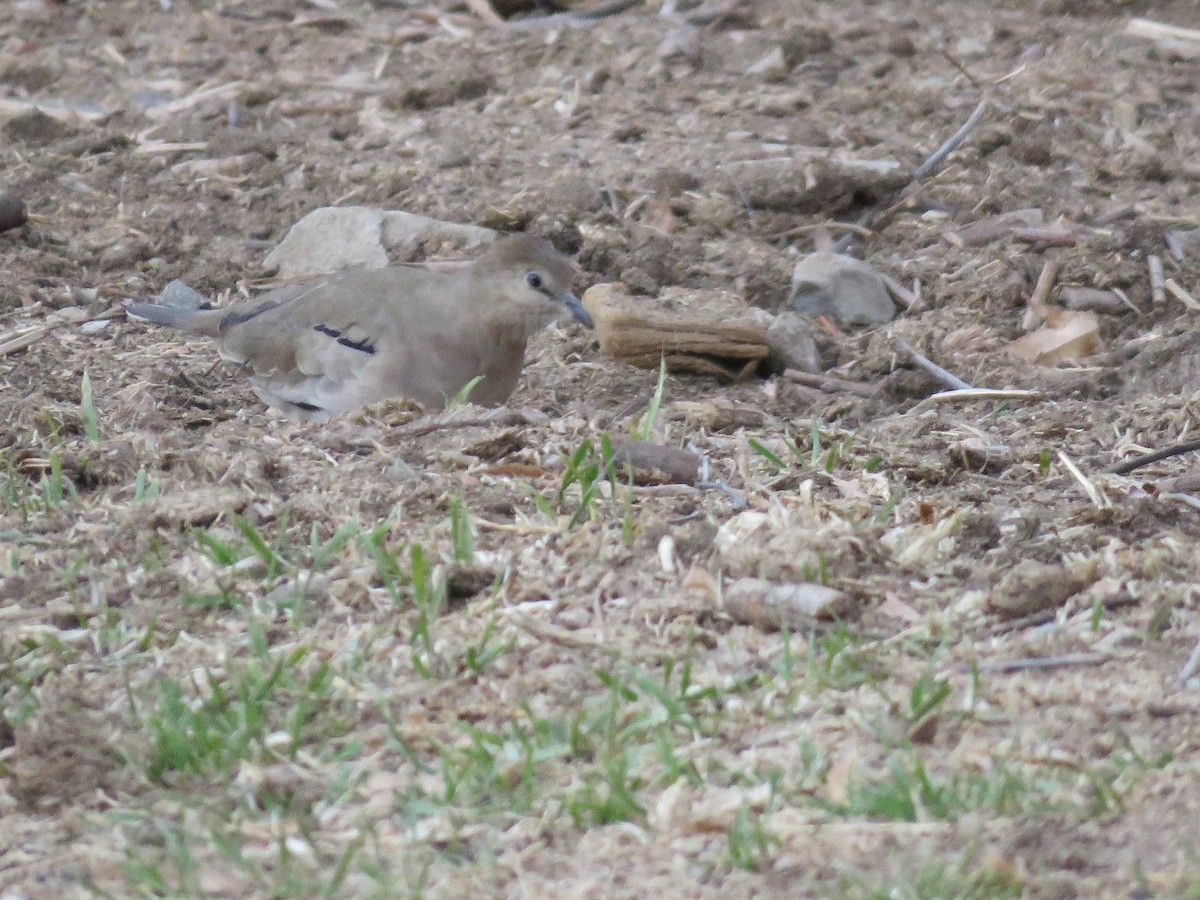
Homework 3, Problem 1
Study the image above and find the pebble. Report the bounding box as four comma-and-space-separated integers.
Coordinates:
159, 279, 208, 310
766, 310, 820, 373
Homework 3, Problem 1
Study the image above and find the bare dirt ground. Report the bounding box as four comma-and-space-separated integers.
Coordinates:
3, 0, 1200, 896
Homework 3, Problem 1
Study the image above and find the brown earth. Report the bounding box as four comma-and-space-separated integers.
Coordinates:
2, 0, 1200, 897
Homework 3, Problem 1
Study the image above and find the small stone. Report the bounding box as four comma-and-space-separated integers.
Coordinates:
789, 251, 896, 324
955, 37, 988, 57
159, 279, 208, 310
746, 47, 788, 81
130, 86, 172, 110
766, 311, 820, 373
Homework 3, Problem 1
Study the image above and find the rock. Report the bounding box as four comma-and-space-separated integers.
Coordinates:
380, 210, 494, 262
263, 207, 495, 279
746, 47, 788, 81
263, 207, 388, 277
158, 279, 208, 310
766, 311, 820, 373
789, 251, 896, 324
0, 194, 27, 232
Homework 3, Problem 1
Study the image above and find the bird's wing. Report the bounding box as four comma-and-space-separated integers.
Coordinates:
215, 268, 483, 415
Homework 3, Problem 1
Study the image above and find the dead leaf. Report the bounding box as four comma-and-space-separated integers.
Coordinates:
1007, 309, 1102, 364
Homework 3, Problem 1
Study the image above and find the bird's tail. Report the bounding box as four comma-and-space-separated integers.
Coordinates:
125, 303, 224, 338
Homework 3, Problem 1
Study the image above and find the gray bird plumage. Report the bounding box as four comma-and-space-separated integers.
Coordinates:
127, 235, 591, 420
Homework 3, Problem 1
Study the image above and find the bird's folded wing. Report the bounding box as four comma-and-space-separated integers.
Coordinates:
213, 268, 476, 409
218, 270, 413, 368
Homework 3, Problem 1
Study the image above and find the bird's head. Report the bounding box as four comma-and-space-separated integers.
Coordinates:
478, 235, 593, 332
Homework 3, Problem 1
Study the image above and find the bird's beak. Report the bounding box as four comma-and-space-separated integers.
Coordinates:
560, 291, 594, 329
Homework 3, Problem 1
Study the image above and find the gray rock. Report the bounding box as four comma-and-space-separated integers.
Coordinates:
766, 311, 820, 373
789, 251, 896, 324
159, 279, 208, 310
263, 207, 389, 278
263, 206, 496, 279
380, 210, 494, 261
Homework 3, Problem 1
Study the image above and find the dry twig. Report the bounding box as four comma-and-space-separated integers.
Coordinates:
1148, 254, 1166, 306
912, 99, 989, 182
1027, 259, 1060, 316
1105, 438, 1200, 475
896, 339, 972, 391
1179, 637, 1200, 685
782, 369, 878, 398
977, 652, 1109, 673
1164, 278, 1200, 311
834, 99, 988, 253
1059, 449, 1108, 508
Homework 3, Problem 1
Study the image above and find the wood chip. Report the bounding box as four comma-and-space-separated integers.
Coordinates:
611, 441, 702, 485
721, 578, 853, 630
581, 283, 769, 380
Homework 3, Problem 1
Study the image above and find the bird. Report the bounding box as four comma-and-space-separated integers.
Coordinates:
126, 234, 593, 421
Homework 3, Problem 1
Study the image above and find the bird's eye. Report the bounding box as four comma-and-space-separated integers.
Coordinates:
525, 271, 544, 290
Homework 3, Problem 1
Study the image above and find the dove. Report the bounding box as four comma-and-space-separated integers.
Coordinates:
126, 234, 592, 421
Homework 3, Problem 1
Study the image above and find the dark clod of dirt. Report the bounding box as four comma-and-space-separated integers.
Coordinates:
779, 25, 835, 67
1, 108, 77, 144
743, 159, 908, 216
0, 193, 27, 232
446, 564, 499, 602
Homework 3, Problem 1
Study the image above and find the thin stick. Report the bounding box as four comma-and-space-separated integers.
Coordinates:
913, 100, 989, 182
1059, 449, 1107, 508
909, 388, 1043, 414
1126, 18, 1200, 44
762, 221, 875, 241
834, 99, 988, 253
782, 369, 878, 398
896, 339, 972, 390
879, 272, 916, 309
1164, 278, 1200, 311
1148, 254, 1166, 305
1021, 259, 1060, 330
0, 325, 50, 357
977, 652, 1109, 673
1179, 637, 1200, 685
923, 388, 1042, 403
1010, 228, 1081, 246
1105, 437, 1200, 475
1029, 259, 1060, 310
